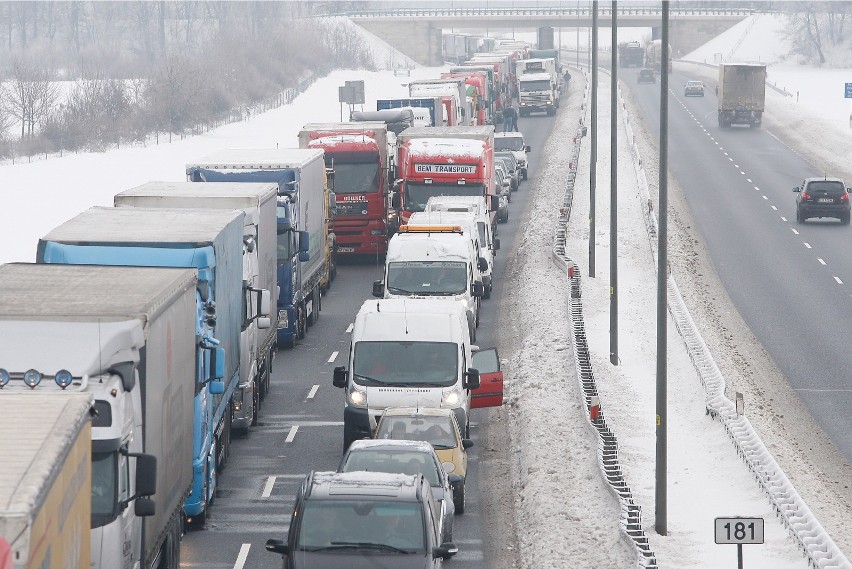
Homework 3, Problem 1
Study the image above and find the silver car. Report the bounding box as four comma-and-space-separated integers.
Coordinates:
495, 152, 521, 190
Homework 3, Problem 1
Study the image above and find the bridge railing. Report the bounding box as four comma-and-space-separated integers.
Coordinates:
344, 7, 756, 18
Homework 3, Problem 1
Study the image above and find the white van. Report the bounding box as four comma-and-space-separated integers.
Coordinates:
373, 225, 485, 339
333, 298, 481, 449
424, 196, 500, 298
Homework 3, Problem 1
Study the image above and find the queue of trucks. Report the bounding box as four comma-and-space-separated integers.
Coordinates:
0, 35, 557, 568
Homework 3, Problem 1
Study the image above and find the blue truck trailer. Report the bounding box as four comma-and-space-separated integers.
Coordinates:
186, 148, 329, 349
36, 206, 245, 528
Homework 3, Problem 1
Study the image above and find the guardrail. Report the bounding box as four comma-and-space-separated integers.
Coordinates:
345, 7, 755, 18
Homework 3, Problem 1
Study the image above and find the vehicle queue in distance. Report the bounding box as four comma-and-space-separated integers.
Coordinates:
0, 36, 558, 569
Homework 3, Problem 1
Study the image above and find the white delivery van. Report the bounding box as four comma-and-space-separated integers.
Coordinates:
332, 298, 481, 449
373, 225, 484, 338
424, 196, 500, 297
408, 210, 491, 300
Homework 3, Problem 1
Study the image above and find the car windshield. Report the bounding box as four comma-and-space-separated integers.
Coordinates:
296, 501, 425, 553
377, 415, 458, 449
494, 137, 524, 151
342, 449, 441, 486
405, 182, 486, 212
353, 341, 458, 386
387, 260, 467, 295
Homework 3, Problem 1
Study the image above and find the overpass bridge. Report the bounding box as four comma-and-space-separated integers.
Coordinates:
347, 6, 753, 66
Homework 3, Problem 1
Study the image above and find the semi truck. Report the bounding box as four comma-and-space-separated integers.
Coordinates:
644, 39, 672, 73
516, 59, 560, 117
377, 97, 445, 127
442, 71, 490, 126
299, 123, 393, 255
0, 263, 199, 568
394, 126, 498, 230
617, 41, 645, 68
449, 65, 500, 122
717, 63, 767, 128
114, 181, 276, 429
408, 78, 468, 126
186, 148, 330, 348
0, 393, 92, 569
36, 207, 243, 529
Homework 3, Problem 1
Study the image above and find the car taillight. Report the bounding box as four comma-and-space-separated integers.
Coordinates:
842, 194, 849, 201
801, 192, 811, 200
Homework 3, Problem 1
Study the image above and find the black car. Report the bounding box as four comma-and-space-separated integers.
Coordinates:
637, 68, 656, 84
266, 471, 457, 568
794, 177, 851, 224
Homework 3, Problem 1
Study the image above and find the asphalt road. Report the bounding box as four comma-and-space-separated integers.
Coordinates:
180, 103, 560, 568
621, 66, 852, 461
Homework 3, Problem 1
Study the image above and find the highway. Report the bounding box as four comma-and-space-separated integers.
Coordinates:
180, 103, 561, 567
622, 65, 852, 461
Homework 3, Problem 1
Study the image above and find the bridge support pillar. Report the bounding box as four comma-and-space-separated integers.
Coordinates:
537, 27, 554, 49
353, 19, 442, 66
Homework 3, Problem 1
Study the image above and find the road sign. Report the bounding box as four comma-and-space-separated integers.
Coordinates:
715, 517, 764, 545
845, 82, 852, 98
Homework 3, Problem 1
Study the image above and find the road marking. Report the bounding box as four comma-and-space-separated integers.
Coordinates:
346, 323, 354, 333
262, 476, 276, 498
791, 228, 800, 235
327, 351, 339, 363
781, 216, 787, 222
804, 242, 812, 249
754, 186, 760, 191
762, 195, 768, 200
307, 384, 319, 399
286, 426, 299, 443
740, 171, 745, 175
818, 258, 826, 265
728, 157, 734, 162
771, 205, 777, 211
234, 544, 251, 569
835, 276, 844, 284
746, 178, 753, 183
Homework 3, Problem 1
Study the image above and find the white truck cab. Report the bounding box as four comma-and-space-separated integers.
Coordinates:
424, 196, 499, 297
333, 298, 481, 449
373, 225, 485, 339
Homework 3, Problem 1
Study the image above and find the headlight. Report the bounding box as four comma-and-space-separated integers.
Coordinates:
348, 386, 367, 406
442, 388, 461, 407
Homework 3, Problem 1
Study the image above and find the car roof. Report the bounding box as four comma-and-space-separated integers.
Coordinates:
686, 80, 702, 84
805, 177, 844, 184
380, 406, 458, 419
306, 471, 424, 500
347, 439, 438, 454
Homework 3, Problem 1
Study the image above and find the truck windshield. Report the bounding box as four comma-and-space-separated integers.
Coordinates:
520, 80, 551, 91
354, 341, 458, 386
91, 451, 118, 526
494, 137, 524, 151
332, 161, 380, 194
387, 260, 467, 295
405, 182, 486, 212
296, 501, 425, 553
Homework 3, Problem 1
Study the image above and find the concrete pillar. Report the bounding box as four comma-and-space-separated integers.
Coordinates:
353, 20, 443, 66
537, 27, 554, 49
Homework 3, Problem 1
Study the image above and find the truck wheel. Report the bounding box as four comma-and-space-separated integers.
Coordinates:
297, 306, 306, 340
251, 388, 259, 426
307, 289, 319, 326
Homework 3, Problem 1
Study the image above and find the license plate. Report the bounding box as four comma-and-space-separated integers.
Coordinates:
338, 247, 355, 253
818, 198, 834, 203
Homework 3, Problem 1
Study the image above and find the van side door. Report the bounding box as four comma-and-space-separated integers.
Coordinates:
470, 348, 504, 408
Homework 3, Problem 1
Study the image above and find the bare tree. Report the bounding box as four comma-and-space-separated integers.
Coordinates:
2, 57, 60, 138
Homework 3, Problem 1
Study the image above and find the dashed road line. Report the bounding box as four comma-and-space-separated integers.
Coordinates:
262, 476, 276, 498
346, 323, 353, 333
804, 242, 812, 249
762, 195, 768, 200
327, 351, 339, 363
771, 206, 777, 211
285, 425, 299, 443
835, 276, 844, 284
818, 258, 827, 265
792, 228, 800, 235
234, 544, 251, 569
781, 216, 788, 222
307, 384, 319, 399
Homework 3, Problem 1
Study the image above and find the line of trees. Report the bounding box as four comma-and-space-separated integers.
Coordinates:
0, 2, 375, 158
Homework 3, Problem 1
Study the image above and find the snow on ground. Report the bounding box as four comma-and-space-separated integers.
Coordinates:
1, 12, 852, 569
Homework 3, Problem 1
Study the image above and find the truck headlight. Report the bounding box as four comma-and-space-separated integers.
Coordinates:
442, 388, 461, 407
348, 386, 367, 406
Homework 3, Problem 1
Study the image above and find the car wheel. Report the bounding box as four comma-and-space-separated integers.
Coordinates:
454, 481, 466, 514
843, 213, 851, 225
522, 170, 527, 181
796, 209, 804, 224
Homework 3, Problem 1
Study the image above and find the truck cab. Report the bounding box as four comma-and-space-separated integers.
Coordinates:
333, 298, 481, 449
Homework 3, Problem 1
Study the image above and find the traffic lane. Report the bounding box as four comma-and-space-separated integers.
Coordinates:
623, 75, 852, 460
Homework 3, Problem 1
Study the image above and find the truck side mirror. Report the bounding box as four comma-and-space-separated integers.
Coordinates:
258, 289, 271, 317
209, 346, 225, 380
391, 192, 401, 209
134, 454, 157, 496
298, 230, 310, 254
524, 145, 531, 152
372, 280, 384, 298
472, 282, 484, 298
493, 238, 500, 251
257, 317, 271, 330
266, 539, 289, 556
464, 368, 480, 390
208, 380, 225, 395
333, 366, 348, 388
134, 497, 156, 517
490, 195, 500, 212
792, 187, 800, 193
477, 257, 489, 272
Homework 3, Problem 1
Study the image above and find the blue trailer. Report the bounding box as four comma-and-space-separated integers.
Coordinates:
186, 148, 329, 349
36, 206, 244, 528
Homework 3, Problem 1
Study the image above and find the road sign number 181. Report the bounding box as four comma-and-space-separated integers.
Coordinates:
714, 517, 764, 545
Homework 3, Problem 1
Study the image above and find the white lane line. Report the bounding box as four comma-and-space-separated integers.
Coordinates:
818, 258, 826, 265
327, 351, 339, 363
804, 242, 812, 249
346, 323, 353, 333
723, 151, 728, 156
835, 276, 844, 284
781, 216, 788, 222
307, 384, 320, 399
234, 544, 251, 569
728, 157, 734, 161
747, 178, 753, 183
262, 476, 276, 498
771, 206, 777, 211
754, 186, 760, 191
762, 195, 768, 200
740, 171, 745, 175
285, 426, 299, 443
791, 228, 800, 235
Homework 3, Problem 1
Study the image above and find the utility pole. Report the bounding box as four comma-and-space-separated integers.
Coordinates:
610, 1, 618, 365
655, 0, 670, 538
589, 0, 598, 278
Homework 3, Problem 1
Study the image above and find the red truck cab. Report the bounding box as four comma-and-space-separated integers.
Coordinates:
442, 72, 489, 126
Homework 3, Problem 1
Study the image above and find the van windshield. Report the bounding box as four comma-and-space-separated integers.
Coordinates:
405, 182, 485, 212
354, 341, 458, 386
296, 501, 425, 553
387, 261, 467, 295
